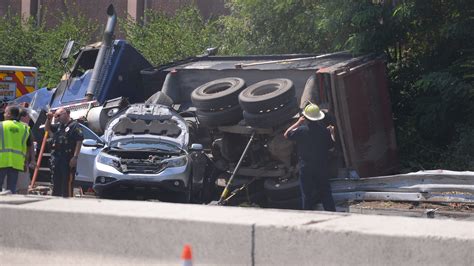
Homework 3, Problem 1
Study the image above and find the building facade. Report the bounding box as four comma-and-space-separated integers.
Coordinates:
1, 1, 227, 30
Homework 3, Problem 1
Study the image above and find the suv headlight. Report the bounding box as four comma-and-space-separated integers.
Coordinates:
97, 152, 120, 168
162, 155, 187, 168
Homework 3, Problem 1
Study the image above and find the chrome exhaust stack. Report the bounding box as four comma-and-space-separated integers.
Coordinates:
85, 4, 117, 100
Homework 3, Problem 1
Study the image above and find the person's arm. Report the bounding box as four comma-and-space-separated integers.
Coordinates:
20, 127, 34, 171
44, 111, 54, 137
69, 140, 82, 168
27, 132, 36, 169
69, 123, 84, 168
327, 125, 336, 142
28, 144, 36, 169
284, 116, 305, 139
325, 125, 336, 151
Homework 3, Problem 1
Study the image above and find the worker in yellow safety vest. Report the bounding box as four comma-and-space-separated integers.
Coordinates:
0, 105, 33, 193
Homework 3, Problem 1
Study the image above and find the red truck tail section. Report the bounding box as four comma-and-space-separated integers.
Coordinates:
330, 59, 399, 177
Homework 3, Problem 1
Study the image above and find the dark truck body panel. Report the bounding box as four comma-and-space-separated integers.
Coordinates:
142, 52, 399, 178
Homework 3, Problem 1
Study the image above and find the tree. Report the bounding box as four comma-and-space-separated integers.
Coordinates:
34, 13, 98, 88
0, 13, 39, 66
2, 0, 472, 170
123, 7, 219, 66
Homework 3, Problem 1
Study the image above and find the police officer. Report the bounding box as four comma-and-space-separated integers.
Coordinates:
0, 105, 33, 193
45, 107, 83, 197
284, 103, 336, 211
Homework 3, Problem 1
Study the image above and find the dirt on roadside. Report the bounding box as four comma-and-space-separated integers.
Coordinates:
349, 201, 473, 213
343, 200, 474, 220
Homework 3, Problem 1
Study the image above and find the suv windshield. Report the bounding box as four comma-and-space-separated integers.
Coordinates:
111, 139, 181, 153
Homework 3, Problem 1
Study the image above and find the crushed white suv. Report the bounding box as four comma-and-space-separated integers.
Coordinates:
92, 103, 205, 201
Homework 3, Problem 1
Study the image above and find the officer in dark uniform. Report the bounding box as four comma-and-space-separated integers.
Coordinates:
45, 107, 83, 197
284, 103, 336, 211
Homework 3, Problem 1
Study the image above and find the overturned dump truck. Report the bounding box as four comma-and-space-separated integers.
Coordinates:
27, 5, 398, 207
106, 52, 399, 207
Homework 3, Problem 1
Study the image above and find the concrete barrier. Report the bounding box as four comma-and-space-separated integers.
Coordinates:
0, 195, 473, 265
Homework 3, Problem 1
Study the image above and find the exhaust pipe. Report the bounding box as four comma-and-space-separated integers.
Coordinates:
85, 4, 117, 100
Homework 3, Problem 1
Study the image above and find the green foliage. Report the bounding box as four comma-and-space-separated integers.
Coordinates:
214, 14, 251, 55
385, 0, 474, 170
317, 1, 392, 54
396, 120, 444, 171
0, 13, 40, 66
412, 72, 473, 143
450, 52, 474, 82
219, 0, 400, 55
34, 12, 98, 88
443, 125, 474, 170
123, 7, 218, 65
390, 0, 474, 70
0, 8, 97, 88
218, 0, 324, 54
396, 71, 474, 171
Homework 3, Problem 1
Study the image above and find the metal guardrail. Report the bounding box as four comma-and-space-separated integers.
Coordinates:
330, 171, 474, 203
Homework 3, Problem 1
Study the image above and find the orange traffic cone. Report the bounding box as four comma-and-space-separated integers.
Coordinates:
181, 244, 193, 266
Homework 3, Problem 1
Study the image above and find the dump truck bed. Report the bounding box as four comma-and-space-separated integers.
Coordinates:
142, 52, 399, 178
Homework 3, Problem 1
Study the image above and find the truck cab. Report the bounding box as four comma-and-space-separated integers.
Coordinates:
31, 5, 153, 190
50, 40, 152, 112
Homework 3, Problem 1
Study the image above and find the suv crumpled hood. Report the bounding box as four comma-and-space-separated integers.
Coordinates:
103, 104, 189, 149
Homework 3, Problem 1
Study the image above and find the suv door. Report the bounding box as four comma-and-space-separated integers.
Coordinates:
76, 124, 104, 185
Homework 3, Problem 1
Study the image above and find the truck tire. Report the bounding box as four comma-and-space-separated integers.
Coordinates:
239, 78, 295, 113
191, 77, 246, 110
243, 97, 298, 128
196, 105, 243, 127
264, 177, 300, 201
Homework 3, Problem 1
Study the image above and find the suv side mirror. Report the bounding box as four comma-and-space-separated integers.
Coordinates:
189, 143, 203, 151
83, 139, 104, 148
